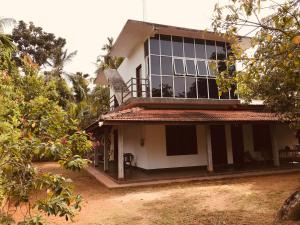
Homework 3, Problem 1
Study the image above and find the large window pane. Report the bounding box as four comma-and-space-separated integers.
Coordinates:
172, 36, 183, 57
197, 78, 208, 98
230, 84, 238, 99
208, 61, 217, 76
186, 60, 196, 76
196, 60, 208, 76
195, 39, 206, 59
151, 75, 161, 97
161, 56, 173, 75
186, 77, 197, 98
208, 79, 219, 99
162, 76, 173, 97
174, 77, 185, 98
218, 61, 227, 73
150, 34, 159, 55
226, 43, 232, 59
150, 55, 160, 75
216, 41, 226, 60
206, 40, 216, 60
184, 38, 195, 58
174, 58, 185, 75
160, 35, 172, 56
220, 90, 230, 99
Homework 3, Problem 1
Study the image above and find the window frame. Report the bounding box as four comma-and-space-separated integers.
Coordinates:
185, 59, 197, 76
173, 58, 186, 76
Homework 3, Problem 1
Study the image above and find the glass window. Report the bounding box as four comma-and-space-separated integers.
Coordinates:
172, 36, 183, 57
174, 77, 185, 98
144, 39, 149, 57
186, 77, 197, 98
186, 60, 196, 76
195, 39, 206, 59
184, 38, 195, 58
208, 61, 217, 76
196, 60, 208, 76
150, 55, 160, 75
216, 41, 226, 60
206, 40, 216, 60
161, 56, 173, 75
197, 78, 208, 98
174, 58, 185, 75
220, 90, 230, 99
218, 61, 227, 73
151, 75, 161, 97
160, 35, 172, 56
162, 76, 173, 97
208, 79, 219, 99
228, 63, 236, 76
230, 84, 238, 99
150, 34, 159, 55
226, 43, 232, 59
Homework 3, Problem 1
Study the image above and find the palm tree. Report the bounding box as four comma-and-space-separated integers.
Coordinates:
0, 18, 16, 49
49, 49, 77, 78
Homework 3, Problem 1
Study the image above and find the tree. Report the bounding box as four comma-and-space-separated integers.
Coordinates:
212, 0, 299, 127
0, 34, 92, 224
49, 49, 77, 78
12, 20, 66, 67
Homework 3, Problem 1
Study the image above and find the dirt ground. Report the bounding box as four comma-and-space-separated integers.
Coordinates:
36, 162, 300, 225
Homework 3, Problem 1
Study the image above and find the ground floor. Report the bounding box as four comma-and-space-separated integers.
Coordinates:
92, 123, 299, 181
39, 162, 300, 225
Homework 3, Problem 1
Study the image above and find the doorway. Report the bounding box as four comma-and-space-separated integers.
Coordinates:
252, 124, 273, 161
113, 129, 119, 166
210, 125, 228, 165
136, 65, 142, 97
231, 124, 244, 165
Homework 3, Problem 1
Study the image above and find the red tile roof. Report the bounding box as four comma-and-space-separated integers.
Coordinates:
101, 107, 278, 123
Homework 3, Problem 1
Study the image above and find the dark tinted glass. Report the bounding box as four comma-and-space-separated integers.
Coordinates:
230, 84, 238, 99
220, 90, 230, 99
186, 60, 196, 75
162, 76, 173, 97
208, 61, 217, 76
216, 41, 226, 60
226, 43, 232, 59
161, 56, 173, 75
218, 61, 227, 72
160, 35, 172, 56
195, 39, 206, 59
150, 55, 160, 75
150, 34, 159, 54
174, 77, 185, 98
184, 38, 195, 58
186, 77, 197, 98
206, 40, 216, 60
172, 36, 183, 57
144, 39, 149, 57
197, 78, 208, 98
196, 60, 208, 76
151, 75, 161, 97
208, 78, 219, 99
174, 58, 185, 75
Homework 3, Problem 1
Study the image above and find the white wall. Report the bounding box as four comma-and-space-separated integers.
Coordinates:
117, 43, 147, 98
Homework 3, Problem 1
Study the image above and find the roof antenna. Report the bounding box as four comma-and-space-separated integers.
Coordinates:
142, 0, 147, 21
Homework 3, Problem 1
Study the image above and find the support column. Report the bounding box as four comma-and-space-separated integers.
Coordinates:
206, 125, 214, 172
118, 126, 125, 179
94, 147, 99, 167
103, 133, 109, 171
225, 124, 233, 165
271, 125, 280, 167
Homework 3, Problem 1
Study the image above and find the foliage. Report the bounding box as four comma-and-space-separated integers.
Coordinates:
0, 35, 92, 224
212, 0, 300, 126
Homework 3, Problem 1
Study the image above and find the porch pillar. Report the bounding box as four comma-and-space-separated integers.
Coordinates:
270, 125, 280, 167
206, 125, 214, 172
103, 133, 109, 171
225, 124, 233, 164
118, 126, 125, 179
94, 147, 99, 167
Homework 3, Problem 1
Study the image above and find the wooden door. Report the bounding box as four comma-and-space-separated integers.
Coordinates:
231, 124, 244, 165
211, 125, 228, 165
136, 65, 142, 97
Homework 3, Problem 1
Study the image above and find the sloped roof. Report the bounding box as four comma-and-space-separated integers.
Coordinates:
101, 107, 278, 124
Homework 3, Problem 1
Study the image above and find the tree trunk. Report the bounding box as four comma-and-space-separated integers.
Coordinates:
278, 190, 300, 220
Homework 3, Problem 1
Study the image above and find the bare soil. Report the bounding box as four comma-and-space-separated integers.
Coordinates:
37, 162, 300, 225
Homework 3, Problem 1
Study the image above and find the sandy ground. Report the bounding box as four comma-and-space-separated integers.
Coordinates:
35, 162, 300, 225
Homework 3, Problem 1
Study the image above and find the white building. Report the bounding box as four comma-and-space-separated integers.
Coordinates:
88, 20, 299, 182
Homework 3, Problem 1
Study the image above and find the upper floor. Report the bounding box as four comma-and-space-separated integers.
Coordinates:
95, 20, 251, 110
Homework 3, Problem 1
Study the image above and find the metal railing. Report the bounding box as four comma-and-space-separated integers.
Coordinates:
109, 95, 119, 111
121, 77, 150, 103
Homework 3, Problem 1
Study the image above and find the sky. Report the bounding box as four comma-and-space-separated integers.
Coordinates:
1, 0, 227, 76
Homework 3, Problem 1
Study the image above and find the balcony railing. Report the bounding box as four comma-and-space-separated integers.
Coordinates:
121, 77, 150, 103
109, 95, 119, 111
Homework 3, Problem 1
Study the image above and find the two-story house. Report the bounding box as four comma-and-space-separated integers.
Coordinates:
88, 20, 299, 182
